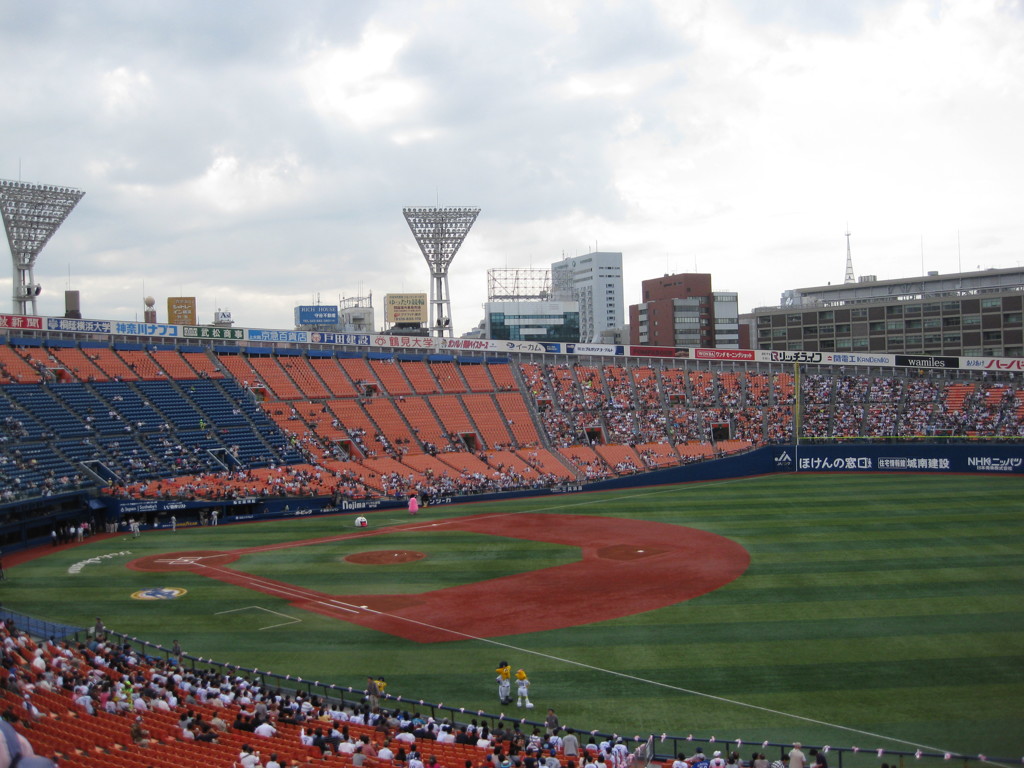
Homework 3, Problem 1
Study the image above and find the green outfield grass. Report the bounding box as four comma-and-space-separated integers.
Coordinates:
6, 474, 1023, 760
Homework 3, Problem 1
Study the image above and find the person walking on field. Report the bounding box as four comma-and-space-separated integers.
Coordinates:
408, 494, 419, 516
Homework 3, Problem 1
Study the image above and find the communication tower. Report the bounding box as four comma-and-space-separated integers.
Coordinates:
402, 206, 480, 337
844, 227, 856, 284
0, 179, 85, 315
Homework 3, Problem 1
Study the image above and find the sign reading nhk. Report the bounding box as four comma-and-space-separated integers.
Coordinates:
167, 297, 197, 325
385, 293, 428, 324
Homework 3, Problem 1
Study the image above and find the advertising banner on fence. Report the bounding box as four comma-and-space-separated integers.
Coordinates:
789, 444, 1024, 474
47, 317, 111, 333
0, 314, 45, 331
961, 355, 1024, 372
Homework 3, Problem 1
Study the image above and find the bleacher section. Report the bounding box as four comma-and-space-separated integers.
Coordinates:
0, 340, 1021, 506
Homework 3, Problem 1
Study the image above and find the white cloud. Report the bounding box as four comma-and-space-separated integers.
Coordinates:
0, 0, 1021, 335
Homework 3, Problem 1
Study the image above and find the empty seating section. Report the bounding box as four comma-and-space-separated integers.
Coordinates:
459, 362, 496, 391
279, 355, 331, 399
216, 353, 262, 389
370, 359, 413, 395
401, 360, 439, 394
91, 348, 138, 381
151, 349, 200, 379
428, 394, 476, 443
249, 356, 304, 400
461, 394, 514, 448
488, 362, 518, 390
431, 360, 467, 393
50, 346, 108, 382
118, 348, 165, 380
339, 358, 377, 394
310, 357, 359, 396
0, 345, 43, 383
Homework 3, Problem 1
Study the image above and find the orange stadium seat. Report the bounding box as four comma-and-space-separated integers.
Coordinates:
370, 359, 413, 396
2, 344, 46, 383
311, 356, 360, 397
461, 393, 514, 449
494, 391, 542, 446
459, 362, 496, 392
250, 356, 304, 400
430, 361, 467, 393
400, 360, 440, 394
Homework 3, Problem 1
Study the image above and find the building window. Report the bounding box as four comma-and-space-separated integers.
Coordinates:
981, 298, 1001, 310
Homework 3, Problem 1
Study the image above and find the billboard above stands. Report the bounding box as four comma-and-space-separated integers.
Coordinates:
295, 305, 340, 326
563, 343, 624, 356
385, 293, 428, 324
894, 354, 958, 369
629, 345, 682, 358
694, 348, 755, 361
167, 297, 197, 325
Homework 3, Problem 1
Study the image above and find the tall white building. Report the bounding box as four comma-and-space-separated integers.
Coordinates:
550, 252, 624, 343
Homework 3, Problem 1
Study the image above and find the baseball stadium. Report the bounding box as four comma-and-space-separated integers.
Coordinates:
0, 187, 1021, 768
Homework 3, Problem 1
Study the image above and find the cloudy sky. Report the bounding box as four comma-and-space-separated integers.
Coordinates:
2, 0, 1023, 335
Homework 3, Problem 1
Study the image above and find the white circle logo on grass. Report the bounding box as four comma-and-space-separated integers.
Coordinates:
131, 587, 187, 600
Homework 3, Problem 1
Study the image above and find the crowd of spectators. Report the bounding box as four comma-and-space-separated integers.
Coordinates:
2, 346, 1023, 507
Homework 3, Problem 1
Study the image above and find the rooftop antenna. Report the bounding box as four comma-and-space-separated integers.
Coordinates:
844, 226, 855, 283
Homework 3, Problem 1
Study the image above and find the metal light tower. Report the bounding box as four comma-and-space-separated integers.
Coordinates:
402, 206, 480, 338
844, 227, 856, 284
0, 179, 85, 315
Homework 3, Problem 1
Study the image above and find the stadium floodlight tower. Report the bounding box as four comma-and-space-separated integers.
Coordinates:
402, 206, 480, 338
0, 179, 85, 315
